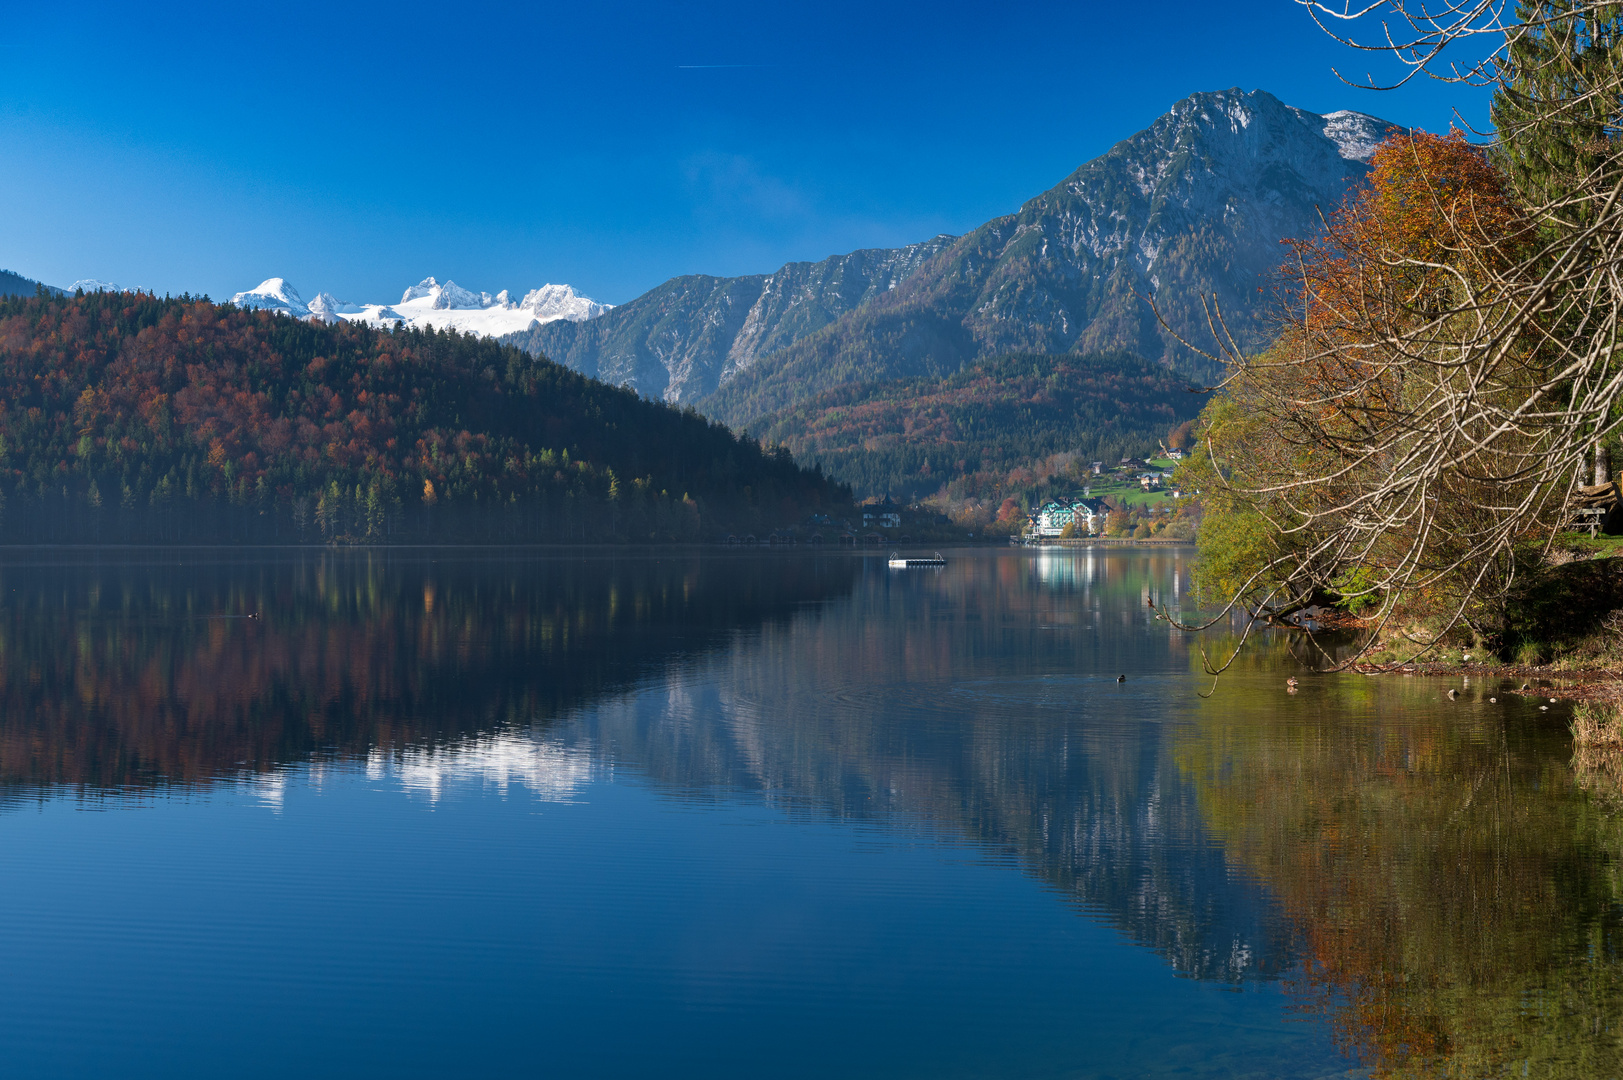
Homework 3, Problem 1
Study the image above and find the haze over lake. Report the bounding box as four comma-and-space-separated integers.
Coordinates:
0, 547, 1607, 1078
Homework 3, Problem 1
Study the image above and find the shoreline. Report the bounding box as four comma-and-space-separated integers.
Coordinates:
1014, 537, 1194, 547
1353, 660, 1622, 703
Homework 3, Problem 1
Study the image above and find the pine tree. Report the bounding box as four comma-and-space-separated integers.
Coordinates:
363, 484, 380, 538
1491, 2, 1623, 220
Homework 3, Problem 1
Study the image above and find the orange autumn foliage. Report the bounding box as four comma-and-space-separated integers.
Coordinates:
1288, 129, 1531, 342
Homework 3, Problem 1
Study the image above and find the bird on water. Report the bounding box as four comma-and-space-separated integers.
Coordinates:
1117, 675, 1126, 683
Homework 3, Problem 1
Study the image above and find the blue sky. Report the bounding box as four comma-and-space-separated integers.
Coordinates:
0, 1, 1492, 306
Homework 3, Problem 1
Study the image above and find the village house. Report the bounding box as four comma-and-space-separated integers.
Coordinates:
859, 495, 901, 529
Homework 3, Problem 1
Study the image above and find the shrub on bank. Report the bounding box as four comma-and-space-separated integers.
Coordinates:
1572, 703, 1623, 748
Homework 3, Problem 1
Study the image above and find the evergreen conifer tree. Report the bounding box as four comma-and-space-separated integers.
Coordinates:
1491, 1, 1623, 221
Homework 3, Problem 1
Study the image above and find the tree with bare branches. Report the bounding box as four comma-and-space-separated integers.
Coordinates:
1173, 1, 1623, 669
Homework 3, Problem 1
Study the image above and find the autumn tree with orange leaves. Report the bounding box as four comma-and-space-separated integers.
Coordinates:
1182, 129, 1562, 660
1174, 2, 1623, 668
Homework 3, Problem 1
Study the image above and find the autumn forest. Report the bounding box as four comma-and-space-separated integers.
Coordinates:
0, 289, 848, 544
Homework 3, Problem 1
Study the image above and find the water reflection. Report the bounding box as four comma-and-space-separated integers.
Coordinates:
368, 732, 596, 805
6, 546, 1621, 1075
567, 548, 1300, 984
0, 548, 857, 798
1177, 644, 1623, 1077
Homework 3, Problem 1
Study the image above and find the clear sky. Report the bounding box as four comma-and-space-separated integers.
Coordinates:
0, 1, 1493, 306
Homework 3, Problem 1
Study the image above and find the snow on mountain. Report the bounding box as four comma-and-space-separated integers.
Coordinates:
519, 283, 609, 323
68, 279, 122, 293
306, 292, 365, 321
231, 278, 310, 318
1317, 109, 1392, 163
232, 275, 609, 337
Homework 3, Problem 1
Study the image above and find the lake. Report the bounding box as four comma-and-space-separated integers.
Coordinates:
0, 546, 1614, 1078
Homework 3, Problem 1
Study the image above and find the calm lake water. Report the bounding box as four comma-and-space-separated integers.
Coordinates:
0, 546, 1615, 1078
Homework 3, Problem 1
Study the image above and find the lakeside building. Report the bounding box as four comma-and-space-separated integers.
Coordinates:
1027, 497, 1111, 538
858, 495, 901, 530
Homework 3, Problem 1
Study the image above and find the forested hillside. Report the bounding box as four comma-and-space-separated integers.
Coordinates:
0, 291, 847, 543
753, 352, 1204, 500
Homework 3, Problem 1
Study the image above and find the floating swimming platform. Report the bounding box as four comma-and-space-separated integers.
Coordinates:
887, 552, 946, 568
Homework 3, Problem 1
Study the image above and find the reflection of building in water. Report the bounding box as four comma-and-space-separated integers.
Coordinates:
1033, 549, 1081, 587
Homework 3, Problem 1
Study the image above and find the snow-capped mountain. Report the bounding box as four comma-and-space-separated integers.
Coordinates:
230, 276, 609, 337
68, 279, 122, 293
231, 278, 310, 317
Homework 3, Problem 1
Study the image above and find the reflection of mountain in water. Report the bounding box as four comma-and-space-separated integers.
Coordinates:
0, 550, 858, 795
0, 547, 1299, 987
367, 731, 597, 805
16, 545, 1618, 1067
572, 551, 1301, 984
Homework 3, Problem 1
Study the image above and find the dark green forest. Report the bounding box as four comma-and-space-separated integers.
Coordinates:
0, 290, 847, 543
750, 351, 1206, 500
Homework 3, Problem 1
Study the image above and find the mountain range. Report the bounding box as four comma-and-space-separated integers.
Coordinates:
505, 88, 1394, 435
9, 87, 1397, 502
229, 276, 610, 336
502, 237, 959, 404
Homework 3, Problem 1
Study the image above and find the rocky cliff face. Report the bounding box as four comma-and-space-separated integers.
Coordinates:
957, 88, 1388, 362
508, 88, 1395, 425
504, 236, 956, 403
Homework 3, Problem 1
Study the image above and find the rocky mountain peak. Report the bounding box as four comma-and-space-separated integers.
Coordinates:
510, 88, 1400, 421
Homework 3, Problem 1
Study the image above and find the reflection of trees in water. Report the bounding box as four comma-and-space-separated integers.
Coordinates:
1178, 672, 1623, 1077
579, 549, 1302, 984
0, 550, 859, 795
43, 538, 1606, 1054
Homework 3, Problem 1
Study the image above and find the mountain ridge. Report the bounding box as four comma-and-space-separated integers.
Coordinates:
0, 289, 844, 544
502, 236, 958, 402
231, 276, 610, 337
505, 88, 1396, 429
0, 270, 64, 298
